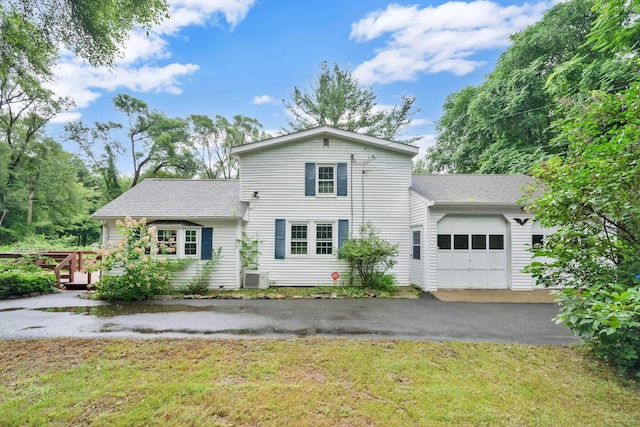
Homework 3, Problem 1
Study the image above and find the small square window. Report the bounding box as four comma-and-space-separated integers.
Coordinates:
472, 235, 486, 250
454, 235, 469, 250
532, 234, 544, 247
437, 234, 451, 250
489, 235, 504, 250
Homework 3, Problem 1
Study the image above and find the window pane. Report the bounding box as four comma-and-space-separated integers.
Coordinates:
412, 245, 421, 260
489, 234, 504, 250
291, 242, 307, 254
291, 225, 307, 239
454, 234, 469, 250
413, 231, 421, 245
532, 234, 544, 247
291, 224, 308, 255
316, 224, 333, 255
157, 229, 177, 255
472, 234, 486, 250
437, 234, 451, 250
184, 243, 197, 255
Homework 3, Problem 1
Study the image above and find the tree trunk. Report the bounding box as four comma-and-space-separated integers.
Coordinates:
26, 176, 34, 225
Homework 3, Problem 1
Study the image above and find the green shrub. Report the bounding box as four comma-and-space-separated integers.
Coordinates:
555, 283, 640, 376
0, 271, 57, 297
337, 223, 399, 291
91, 217, 175, 301
179, 250, 222, 295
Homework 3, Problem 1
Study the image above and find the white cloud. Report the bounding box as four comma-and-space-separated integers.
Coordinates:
159, 0, 257, 34
415, 134, 436, 158
351, 1, 553, 84
50, 0, 257, 121
252, 94, 278, 105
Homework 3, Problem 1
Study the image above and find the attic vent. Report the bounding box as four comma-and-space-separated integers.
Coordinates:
323, 138, 330, 146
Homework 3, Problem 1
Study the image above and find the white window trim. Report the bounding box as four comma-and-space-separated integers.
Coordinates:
290, 223, 309, 256
155, 227, 201, 258
316, 164, 336, 197
288, 221, 337, 257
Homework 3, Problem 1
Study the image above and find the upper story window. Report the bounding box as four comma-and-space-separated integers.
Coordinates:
305, 162, 347, 197
317, 165, 335, 195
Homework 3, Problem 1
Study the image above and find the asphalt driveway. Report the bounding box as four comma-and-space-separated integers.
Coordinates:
0, 291, 579, 344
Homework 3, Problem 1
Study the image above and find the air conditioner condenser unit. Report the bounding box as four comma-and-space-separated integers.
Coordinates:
243, 271, 269, 289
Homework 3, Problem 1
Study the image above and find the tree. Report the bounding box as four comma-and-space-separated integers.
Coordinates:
64, 120, 125, 202
526, 82, 640, 374
424, 0, 596, 173
1, 0, 169, 68
187, 114, 268, 179
284, 61, 419, 143
111, 94, 192, 187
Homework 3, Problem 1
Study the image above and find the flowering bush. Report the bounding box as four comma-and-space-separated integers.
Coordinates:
90, 217, 174, 301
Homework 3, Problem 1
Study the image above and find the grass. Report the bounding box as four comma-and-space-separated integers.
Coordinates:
1, 339, 639, 426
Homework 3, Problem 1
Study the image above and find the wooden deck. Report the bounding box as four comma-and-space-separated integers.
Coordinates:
0, 251, 101, 290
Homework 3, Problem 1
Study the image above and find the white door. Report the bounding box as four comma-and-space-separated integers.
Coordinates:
436, 215, 508, 289
410, 227, 423, 286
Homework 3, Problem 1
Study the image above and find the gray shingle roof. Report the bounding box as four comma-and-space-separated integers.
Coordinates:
411, 174, 536, 205
92, 179, 247, 219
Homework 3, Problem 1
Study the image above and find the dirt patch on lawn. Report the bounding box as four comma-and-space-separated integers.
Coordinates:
430, 289, 558, 303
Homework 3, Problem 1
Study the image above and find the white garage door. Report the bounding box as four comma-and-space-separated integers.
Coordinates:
436, 215, 508, 289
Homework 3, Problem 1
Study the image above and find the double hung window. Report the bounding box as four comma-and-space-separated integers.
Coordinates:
316, 224, 333, 255
156, 227, 200, 257
290, 224, 308, 255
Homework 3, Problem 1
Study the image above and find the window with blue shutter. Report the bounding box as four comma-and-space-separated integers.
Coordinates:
337, 163, 347, 196
275, 219, 286, 259
201, 228, 213, 260
305, 163, 315, 196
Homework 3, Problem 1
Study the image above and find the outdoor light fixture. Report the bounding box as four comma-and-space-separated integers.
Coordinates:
253, 191, 259, 198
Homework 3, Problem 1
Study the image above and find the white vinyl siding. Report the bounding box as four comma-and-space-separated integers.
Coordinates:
239, 136, 414, 286
102, 218, 241, 289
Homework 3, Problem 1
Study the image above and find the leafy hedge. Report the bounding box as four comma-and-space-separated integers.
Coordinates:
0, 271, 58, 297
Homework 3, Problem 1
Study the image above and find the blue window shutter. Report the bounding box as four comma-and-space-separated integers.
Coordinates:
201, 228, 213, 260
305, 162, 316, 196
337, 163, 347, 196
275, 219, 286, 259
338, 219, 349, 258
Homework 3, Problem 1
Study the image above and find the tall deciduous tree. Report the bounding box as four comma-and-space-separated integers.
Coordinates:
425, 0, 596, 173
65, 120, 124, 202
284, 61, 419, 143
112, 94, 192, 187
526, 82, 640, 374
188, 114, 267, 179
1, 0, 169, 68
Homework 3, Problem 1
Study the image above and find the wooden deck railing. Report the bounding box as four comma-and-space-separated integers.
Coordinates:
0, 251, 100, 288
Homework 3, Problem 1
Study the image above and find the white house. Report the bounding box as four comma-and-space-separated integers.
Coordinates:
92, 126, 547, 291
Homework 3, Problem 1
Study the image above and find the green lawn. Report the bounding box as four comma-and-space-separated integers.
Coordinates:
1, 339, 638, 426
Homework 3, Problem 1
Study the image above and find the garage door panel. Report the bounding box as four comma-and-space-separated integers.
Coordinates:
488, 253, 506, 269
437, 252, 453, 269
437, 215, 508, 289
452, 253, 470, 269
469, 270, 487, 285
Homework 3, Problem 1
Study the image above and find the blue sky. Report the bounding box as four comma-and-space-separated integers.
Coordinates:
46, 0, 557, 165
